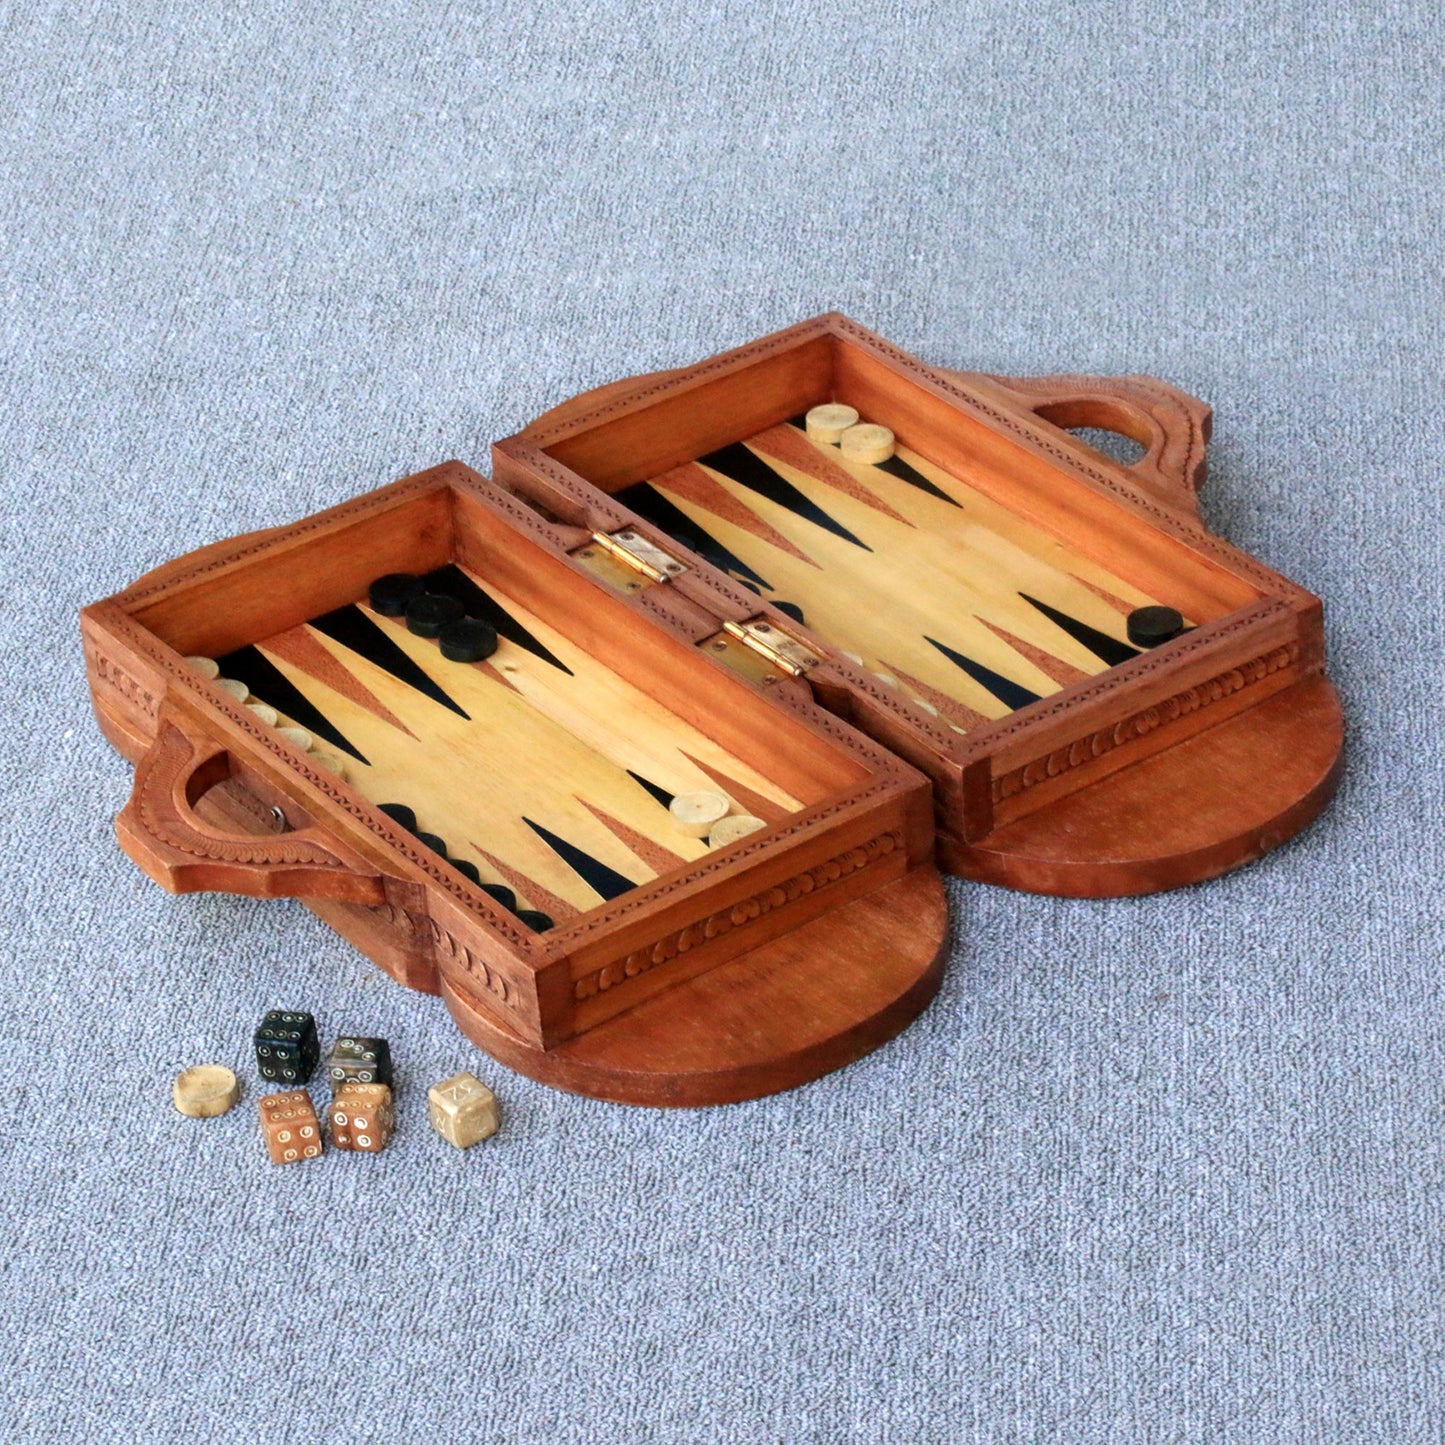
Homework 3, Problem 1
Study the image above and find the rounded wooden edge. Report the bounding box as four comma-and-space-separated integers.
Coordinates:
441, 867, 951, 1107
91, 696, 151, 764
520, 363, 691, 442
944, 674, 1344, 897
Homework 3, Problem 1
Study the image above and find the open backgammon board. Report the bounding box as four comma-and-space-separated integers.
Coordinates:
82, 315, 1342, 1105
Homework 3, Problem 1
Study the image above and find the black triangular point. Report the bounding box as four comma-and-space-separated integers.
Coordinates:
1020, 595, 1139, 668
875, 455, 961, 507
215, 646, 370, 764
699, 441, 872, 551
309, 606, 470, 719
524, 818, 638, 902
925, 636, 1041, 712
628, 770, 675, 811
615, 482, 773, 591
423, 565, 573, 675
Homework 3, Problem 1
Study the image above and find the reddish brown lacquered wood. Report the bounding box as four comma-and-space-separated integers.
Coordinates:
83, 457, 944, 1103
83, 315, 1346, 1104
943, 673, 1343, 895
950, 370, 1213, 519
527, 355, 1213, 522
116, 709, 387, 904
441, 864, 949, 1107
499, 313, 1342, 899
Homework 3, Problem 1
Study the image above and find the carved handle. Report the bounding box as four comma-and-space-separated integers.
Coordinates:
116, 712, 387, 905
942, 370, 1213, 515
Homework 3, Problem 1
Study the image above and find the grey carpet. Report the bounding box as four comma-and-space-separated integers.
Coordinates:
2, 3, 1441, 1441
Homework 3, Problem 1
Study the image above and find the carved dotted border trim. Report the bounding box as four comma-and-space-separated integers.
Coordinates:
993, 642, 1300, 802
521, 318, 834, 445
134, 723, 355, 869
760, 672, 951, 772
556, 780, 899, 938
986, 370, 1209, 503
574, 831, 903, 1000
819, 664, 960, 751
88, 645, 159, 720
378, 903, 519, 1012
99, 604, 904, 953
962, 603, 1288, 754
467, 478, 581, 547
116, 473, 444, 605
501, 443, 636, 527
101, 609, 536, 950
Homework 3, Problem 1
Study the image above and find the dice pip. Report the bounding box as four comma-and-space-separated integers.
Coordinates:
254, 1010, 319, 1085
329, 1082, 394, 1153
258, 1090, 323, 1165
427, 1071, 500, 1149
326, 1035, 393, 1091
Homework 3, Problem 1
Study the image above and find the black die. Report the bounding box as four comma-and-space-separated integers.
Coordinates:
326, 1035, 394, 1092
254, 1010, 320, 1084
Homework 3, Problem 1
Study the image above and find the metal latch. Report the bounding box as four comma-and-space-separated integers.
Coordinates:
704, 616, 822, 681
570, 529, 689, 594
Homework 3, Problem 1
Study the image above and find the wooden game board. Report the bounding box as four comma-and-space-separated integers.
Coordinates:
83, 461, 943, 1106
497, 313, 1342, 899
618, 422, 1194, 732
82, 314, 1343, 1106
226, 564, 811, 922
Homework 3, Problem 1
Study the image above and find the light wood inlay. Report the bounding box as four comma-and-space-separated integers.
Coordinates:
246, 567, 810, 918
640, 424, 1201, 728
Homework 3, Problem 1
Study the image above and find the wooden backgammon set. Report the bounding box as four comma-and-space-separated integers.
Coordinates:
81, 315, 1343, 1106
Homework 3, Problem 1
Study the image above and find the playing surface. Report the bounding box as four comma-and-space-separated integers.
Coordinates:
217, 564, 809, 921
619, 419, 1206, 730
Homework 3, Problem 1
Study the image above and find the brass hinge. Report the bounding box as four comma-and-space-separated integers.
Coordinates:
706, 616, 822, 679
570, 529, 690, 594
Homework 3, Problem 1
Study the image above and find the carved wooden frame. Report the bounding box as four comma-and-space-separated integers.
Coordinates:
492, 313, 1342, 896
81, 461, 940, 1081
81, 315, 1343, 1101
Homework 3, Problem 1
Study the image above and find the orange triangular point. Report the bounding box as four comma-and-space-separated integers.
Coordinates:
976, 618, 1088, 690
265, 626, 417, 738
749, 424, 914, 525
655, 461, 821, 567
578, 799, 689, 879
679, 753, 789, 825
471, 844, 581, 923
883, 663, 993, 733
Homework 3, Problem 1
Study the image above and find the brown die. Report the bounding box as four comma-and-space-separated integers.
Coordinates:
329, 1082, 394, 1153
258, 1090, 323, 1165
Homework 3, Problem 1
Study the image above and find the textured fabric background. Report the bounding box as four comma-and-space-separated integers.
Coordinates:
2, 3, 1441, 1441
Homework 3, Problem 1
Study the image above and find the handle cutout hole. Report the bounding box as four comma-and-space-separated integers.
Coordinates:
1066, 427, 1147, 467
183, 753, 291, 836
